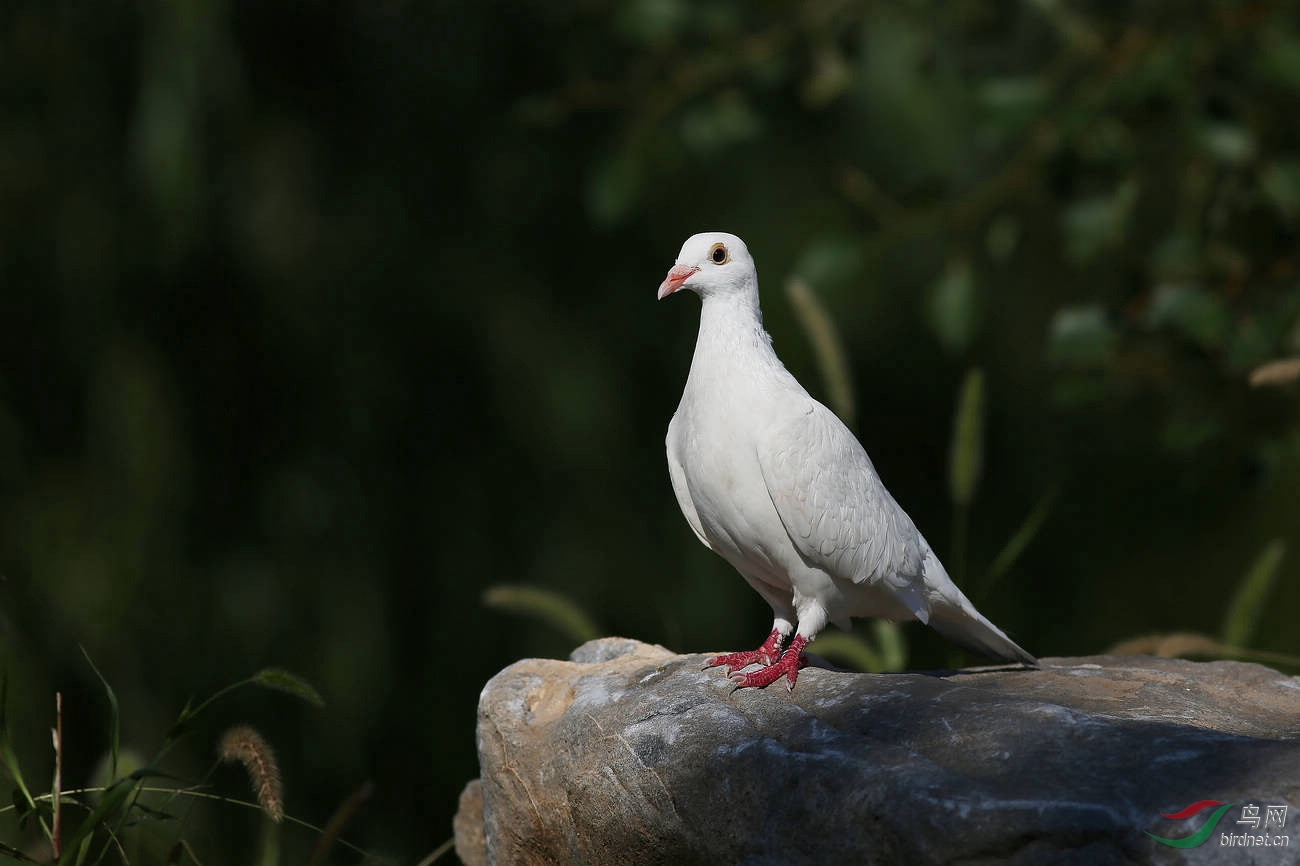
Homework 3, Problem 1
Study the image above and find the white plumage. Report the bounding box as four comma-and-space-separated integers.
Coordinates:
659, 232, 1036, 689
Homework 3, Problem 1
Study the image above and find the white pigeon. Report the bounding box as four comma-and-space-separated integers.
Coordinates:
659, 231, 1037, 690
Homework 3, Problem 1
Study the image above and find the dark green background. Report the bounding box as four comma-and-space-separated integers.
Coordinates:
2, 0, 1299, 862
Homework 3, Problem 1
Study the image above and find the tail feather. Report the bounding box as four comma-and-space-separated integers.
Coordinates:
928, 602, 1038, 666
919, 538, 1037, 666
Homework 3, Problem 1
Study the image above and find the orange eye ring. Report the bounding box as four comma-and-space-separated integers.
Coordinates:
709, 243, 730, 265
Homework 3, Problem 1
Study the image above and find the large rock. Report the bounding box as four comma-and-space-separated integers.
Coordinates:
459, 638, 1300, 865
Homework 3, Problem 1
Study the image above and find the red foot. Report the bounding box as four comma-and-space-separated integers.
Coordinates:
704, 628, 787, 673
730, 635, 809, 691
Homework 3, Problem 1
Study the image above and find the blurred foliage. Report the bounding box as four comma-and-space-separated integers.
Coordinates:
949, 368, 986, 510
786, 277, 857, 429
810, 621, 909, 674
983, 485, 1059, 595
1221, 538, 1286, 649
1109, 537, 1296, 670
482, 585, 601, 646
1, 0, 1299, 861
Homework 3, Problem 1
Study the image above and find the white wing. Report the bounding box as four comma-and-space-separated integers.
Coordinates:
666, 413, 712, 550
756, 399, 924, 593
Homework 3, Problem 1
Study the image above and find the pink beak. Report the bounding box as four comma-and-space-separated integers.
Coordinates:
657, 264, 700, 300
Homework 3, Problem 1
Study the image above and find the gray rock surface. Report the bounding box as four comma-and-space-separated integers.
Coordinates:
459, 638, 1300, 865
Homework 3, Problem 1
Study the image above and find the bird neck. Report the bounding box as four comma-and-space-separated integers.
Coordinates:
692, 289, 779, 371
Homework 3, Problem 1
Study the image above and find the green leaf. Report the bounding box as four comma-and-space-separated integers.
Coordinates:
1160, 416, 1222, 455
1257, 29, 1300, 93
948, 368, 985, 508
1074, 119, 1136, 165
1221, 539, 1286, 648
792, 235, 865, 293
978, 77, 1049, 113
1261, 160, 1300, 222
251, 669, 325, 708
482, 585, 601, 645
1109, 41, 1187, 105
1060, 179, 1138, 265
976, 77, 1049, 140
1046, 304, 1117, 369
613, 0, 687, 47
786, 278, 856, 428
857, 10, 967, 183
679, 91, 761, 155
802, 45, 853, 108
984, 215, 1020, 263
81, 647, 120, 783
1146, 284, 1230, 350
1198, 123, 1255, 167
925, 260, 982, 354
1148, 229, 1201, 276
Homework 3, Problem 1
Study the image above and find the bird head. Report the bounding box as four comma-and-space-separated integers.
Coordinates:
657, 232, 755, 301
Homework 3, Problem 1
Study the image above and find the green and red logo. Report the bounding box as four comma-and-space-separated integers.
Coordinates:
1147, 800, 1235, 848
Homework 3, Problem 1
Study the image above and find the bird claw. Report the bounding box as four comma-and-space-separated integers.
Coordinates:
728, 662, 789, 690
703, 628, 787, 673
722, 635, 810, 691
704, 650, 772, 672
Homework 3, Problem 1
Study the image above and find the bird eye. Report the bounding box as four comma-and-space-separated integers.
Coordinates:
709, 243, 729, 265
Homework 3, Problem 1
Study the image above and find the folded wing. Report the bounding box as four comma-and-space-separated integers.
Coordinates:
757, 400, 925, 596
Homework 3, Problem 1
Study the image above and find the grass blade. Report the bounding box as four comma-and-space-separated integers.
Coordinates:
871, 620, 908, 671
984, 485, 1059, 591
176, 668, 324, 742
55, 775, 138, 865
482, 585, 600, 645
1221, 539, 1286, 648
0, 670, 48, 840
80, 648, 120, 783
0, 841, 42, 863
808, 631, 883, 673
948, 368, 985, 508
786, 277, 856, 428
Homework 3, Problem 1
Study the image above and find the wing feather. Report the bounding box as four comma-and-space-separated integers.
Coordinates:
757, 401, 923, 587
666, 413, 712, 550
